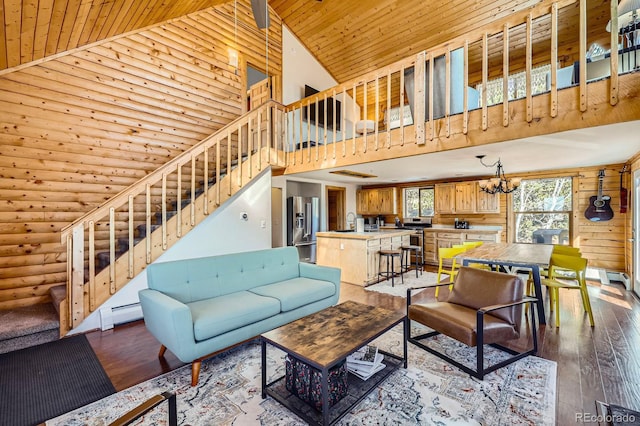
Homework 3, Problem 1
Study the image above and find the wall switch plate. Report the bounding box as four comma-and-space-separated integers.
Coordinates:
260, 220, 266, 228
340, 243, 344, 250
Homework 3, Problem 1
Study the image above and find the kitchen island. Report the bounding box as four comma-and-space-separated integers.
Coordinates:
316, 230, 412, 286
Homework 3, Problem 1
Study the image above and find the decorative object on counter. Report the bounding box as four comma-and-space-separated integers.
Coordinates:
454, 218, 469, 229
49, 326, 557, 426
476, 155, 521, 194
366, 272, 447, 298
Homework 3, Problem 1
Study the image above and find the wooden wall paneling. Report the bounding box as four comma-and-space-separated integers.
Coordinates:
0, 4, 279, 309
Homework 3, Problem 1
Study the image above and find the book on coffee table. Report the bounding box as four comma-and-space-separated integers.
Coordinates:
347, 345, 385, 380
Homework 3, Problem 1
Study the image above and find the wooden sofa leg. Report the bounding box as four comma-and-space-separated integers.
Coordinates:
159, 345, 167, 358
191, 361, 201, 387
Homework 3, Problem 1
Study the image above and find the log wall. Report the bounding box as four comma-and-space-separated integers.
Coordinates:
0, 0, 282, 309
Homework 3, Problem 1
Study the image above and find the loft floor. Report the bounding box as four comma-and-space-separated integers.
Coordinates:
85, 267, 640, 423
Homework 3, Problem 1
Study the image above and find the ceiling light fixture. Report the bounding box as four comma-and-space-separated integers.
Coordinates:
606, 0, 640, 32
476, 155, 521, 194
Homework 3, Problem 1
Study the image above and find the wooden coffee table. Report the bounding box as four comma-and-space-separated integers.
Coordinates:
261, 300, 407, 426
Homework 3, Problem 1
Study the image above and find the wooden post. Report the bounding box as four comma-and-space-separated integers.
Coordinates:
503, 23, 510, 127
145, 184, 151, 263
109, 207, 116, 294
161, 174, 167, 250
610, 0, 619, 106
482, 32, 488, 131
463, 42, 469, 135
579, 0, 587, 112
550, 3, 558, 118
415, 51, 426, 144
128, 195, 134, 278
526, 13, 533, 123
71, 225, 85, 327
88, 221, 95, 310
445, 48, 451, 137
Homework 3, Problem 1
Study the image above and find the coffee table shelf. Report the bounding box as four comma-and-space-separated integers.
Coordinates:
264, 351, 403, 425
261, 301, 407, 426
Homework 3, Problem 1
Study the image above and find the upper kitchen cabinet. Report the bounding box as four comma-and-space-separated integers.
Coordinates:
435, 182, 499, 214
454, 182, 475, 214
475, 185, 500, 213
356, 188, 397, 215
434, 183, 456, 214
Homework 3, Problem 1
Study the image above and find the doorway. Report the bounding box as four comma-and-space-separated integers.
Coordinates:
326, 186, 346, 231
634, 169, 640, 297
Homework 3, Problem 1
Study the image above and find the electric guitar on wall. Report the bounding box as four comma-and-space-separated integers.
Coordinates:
584, 169, 614, 222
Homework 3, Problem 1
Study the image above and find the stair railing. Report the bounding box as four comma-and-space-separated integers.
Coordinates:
284, 0, 625, 170
60, 100, 287, 331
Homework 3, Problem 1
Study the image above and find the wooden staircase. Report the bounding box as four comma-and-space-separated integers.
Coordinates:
56, 101, 287, 335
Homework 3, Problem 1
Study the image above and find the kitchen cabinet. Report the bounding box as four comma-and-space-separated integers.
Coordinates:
454, 182, 475, 214
475, 186, 500, 213
435, 182, 499, 214
422, 228, 501, 266
356, 188, 397, 215
434, 184, 455, 214
316, 230, 411, 285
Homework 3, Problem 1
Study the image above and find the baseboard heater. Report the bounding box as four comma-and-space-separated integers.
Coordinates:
586, 267, 631, 291
100, 303, 143, 331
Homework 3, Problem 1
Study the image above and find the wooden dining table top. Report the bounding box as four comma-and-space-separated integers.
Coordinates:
456, 242, 554, 267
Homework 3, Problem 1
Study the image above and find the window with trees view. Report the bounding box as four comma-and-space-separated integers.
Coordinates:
512, 177, 572, 244
404, 187, 434, 217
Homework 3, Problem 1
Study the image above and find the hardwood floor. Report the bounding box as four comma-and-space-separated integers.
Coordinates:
86, 270, 640, 422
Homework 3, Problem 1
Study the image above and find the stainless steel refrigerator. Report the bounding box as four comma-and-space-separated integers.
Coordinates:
287, 196, 319, 263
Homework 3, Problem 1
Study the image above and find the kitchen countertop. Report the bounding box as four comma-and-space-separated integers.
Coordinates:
316, 230, 414, 240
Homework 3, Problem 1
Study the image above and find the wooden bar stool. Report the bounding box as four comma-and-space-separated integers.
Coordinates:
378, 249, 403, 286
401, 245, 423, 278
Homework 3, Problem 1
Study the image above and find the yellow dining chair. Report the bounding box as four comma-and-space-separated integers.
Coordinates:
463, 241, 483, 248
527, 244, 581, 295
541, 253, 594, 327
435, 246, 466, 297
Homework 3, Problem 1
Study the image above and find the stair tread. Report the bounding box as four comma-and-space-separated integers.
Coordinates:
49, 285, 66, 315
0, 304, 59, 342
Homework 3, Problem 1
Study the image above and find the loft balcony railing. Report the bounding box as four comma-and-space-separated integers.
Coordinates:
60, 101, 287, 331
283, 0, 635, 169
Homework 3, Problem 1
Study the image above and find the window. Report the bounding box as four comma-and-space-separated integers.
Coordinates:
512, 177, 572, 244
404, 187, 434, 218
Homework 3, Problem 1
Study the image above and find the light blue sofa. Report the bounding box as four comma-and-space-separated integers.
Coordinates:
139, 246, 341, 385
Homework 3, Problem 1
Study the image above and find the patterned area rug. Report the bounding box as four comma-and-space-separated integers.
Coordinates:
365, 271, 449, 297
48, 325, 556, 425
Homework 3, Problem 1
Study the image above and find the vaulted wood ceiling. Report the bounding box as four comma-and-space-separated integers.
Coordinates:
0, 0, 616, 83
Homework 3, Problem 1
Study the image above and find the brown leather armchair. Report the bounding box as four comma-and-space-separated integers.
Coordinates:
406, 266, 538, 379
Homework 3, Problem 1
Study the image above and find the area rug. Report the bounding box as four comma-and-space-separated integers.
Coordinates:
47, 325, 556, 425
0, 334, 116, 426
365, 271, 449, 297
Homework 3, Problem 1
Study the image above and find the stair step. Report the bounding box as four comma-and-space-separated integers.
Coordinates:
96, 250, 126, 270
136, 223, 160, 238
0, 304, 59, 354
49, 285, 66, 316
117, 236, 144, 251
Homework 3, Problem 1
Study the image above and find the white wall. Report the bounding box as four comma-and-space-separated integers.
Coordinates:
71, 170, 273, 334
282, 25, 359, 150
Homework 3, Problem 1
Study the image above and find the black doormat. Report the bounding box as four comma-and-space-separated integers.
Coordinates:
0, 333, 116, 426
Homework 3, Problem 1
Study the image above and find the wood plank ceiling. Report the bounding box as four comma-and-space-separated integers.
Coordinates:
0, 0, 227, 71
0, 0, 615, 82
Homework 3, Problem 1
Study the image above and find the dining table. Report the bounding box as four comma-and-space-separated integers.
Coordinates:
456, 242, 554, 325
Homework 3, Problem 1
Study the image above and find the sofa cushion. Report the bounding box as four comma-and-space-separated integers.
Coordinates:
249, 277, 336, 312
187, 291, 281, 341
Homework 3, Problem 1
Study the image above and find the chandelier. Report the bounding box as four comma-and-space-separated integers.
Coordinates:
476, 155, 521, 194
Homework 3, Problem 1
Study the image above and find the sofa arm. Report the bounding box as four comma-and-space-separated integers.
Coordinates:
299, 262, 341, 291
138, 289, 196, 362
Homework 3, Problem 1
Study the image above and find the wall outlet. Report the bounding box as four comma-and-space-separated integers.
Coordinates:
340, 243, 344, 250
260, 220, 266, 228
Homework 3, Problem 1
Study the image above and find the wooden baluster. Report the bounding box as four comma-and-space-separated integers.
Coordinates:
190, 155, 196, 225
176, 163, 182, 236
71, 225, 84, 327
267, 105, 272, 164
352, 84, 356, 154
237, 125, 243, 187
482, 32, 488, 131
203, 148, 209, 214
258, 110, 263, 169
342, 88, 347, 156
227, 129, 232, 194
128, 195, 134, 278
375, 77, 380, 149
550, 3, 558, 118
145, 184, 151, 264
445, 48, 451, 137
526, 13, 533, 123
332, 89, 337, 158
579, 0, 587, 112
429, 53, 435, 140
109, 207, 116, 294
503, 23, 509, 127
400, 66, 405, 145
216, 139, 221, 206
88, 221, 95, 310
415, 51, 426, 144
363, 80, 368, 152
161, 174, 167, 250
463, 42, 469, 135
387, 70, 391, 148
323, 92, 328, 160
610, 0, 619, 106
